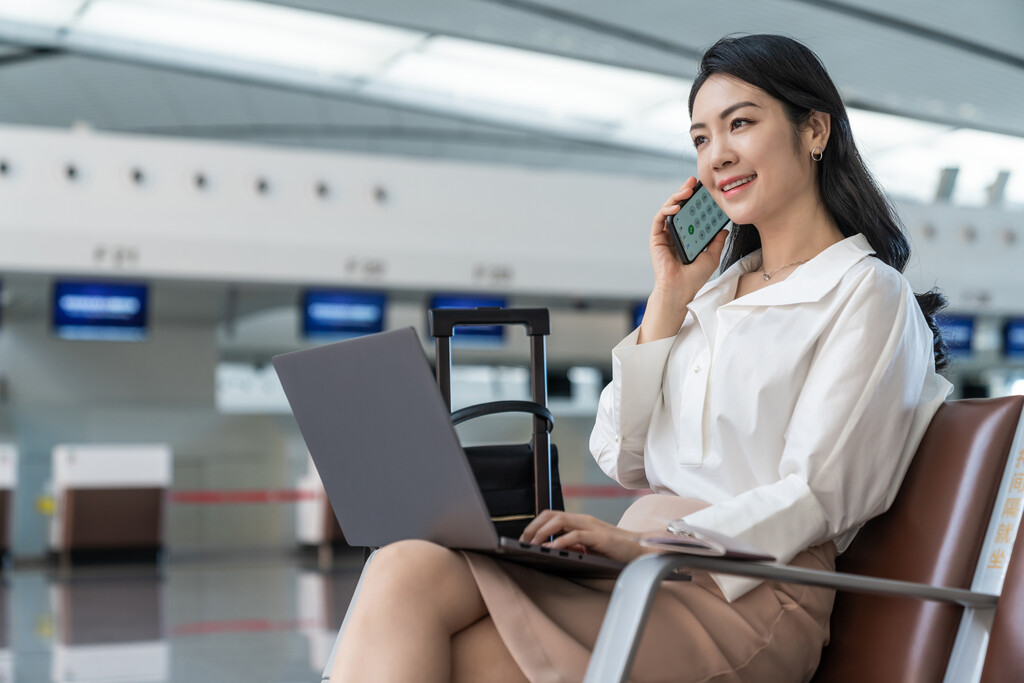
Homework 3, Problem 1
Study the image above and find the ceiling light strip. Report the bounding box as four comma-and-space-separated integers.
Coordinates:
0, 0, 692, 160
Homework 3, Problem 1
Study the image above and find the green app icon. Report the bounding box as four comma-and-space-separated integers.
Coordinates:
688, 225, 695, 235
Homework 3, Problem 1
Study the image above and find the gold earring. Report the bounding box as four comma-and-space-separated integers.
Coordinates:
811, 146, 823, 161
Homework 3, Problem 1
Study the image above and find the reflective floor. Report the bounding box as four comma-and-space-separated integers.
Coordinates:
0, 549, 366, 683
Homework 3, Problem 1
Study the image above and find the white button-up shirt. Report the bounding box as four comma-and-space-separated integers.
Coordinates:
590, 234, 952, 601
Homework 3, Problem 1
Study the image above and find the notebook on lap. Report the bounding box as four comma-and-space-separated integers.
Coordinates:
272, 327, 625, 578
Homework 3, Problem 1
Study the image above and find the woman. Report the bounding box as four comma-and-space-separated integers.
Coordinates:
331, 34, 951, 682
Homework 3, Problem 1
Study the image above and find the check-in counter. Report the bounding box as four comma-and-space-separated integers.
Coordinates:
295, 456, 346, 549
0, 446, 16, 559
49, 445, 171, 561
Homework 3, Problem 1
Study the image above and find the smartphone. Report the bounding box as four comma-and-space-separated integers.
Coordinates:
666, 181, 731, 264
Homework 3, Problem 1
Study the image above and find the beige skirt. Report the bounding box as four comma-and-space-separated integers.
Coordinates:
461, 495, 836, 683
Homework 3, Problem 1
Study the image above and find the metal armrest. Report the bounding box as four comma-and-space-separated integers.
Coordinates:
583, 553, 998, 683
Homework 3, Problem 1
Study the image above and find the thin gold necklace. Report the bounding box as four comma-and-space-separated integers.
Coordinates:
760, 258, 808, 281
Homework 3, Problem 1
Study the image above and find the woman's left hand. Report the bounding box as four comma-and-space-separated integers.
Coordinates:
519, 510, 650, 564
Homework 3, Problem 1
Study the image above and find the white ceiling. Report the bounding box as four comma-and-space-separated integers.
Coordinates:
0, 0, 1022, 205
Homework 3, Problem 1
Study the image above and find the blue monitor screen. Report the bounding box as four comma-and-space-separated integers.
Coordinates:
53, 281, 148, 341
429, 294, 507, 344
1004, 319, 1024, 358
937, 315, 974, 354
303, 290, 386, 339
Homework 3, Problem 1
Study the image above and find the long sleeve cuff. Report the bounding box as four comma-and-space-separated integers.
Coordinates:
680, 474, 829, 601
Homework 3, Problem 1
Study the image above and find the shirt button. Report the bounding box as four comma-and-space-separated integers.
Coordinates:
693, 365, 702, 373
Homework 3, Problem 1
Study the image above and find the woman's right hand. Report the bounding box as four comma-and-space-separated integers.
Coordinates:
650, 178, 729, 296
640, 179, 729, 343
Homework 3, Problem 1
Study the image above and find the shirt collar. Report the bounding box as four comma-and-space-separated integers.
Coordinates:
690, 233, 876, 311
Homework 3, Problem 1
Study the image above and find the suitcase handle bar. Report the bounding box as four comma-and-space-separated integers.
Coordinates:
430, 308, 550, 412
428, 308, 550, 337
451, 400, 554, 434
430, 307, 553, 515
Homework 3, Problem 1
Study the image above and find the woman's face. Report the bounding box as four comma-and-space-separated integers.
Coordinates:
689, 74, 818, 228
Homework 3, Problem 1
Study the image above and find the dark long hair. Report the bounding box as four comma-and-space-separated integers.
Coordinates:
688, 34, 948, 370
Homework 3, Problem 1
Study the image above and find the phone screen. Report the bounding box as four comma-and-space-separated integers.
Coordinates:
668, 182, 731, 264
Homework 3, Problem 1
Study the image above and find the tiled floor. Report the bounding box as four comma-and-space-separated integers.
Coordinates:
1, 549, 366, 683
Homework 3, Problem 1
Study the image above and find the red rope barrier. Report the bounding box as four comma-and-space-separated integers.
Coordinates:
169, 489, 317, 504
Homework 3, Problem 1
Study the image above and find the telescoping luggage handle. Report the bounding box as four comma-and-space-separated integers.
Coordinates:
428, 307, 550, 410
427, 307, 553, 515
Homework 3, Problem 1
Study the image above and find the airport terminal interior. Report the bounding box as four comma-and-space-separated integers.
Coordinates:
0, 1, 1022, 681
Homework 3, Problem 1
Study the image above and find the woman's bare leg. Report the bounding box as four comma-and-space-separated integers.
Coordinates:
451, 616, 530, 683
330, 540, 524, 683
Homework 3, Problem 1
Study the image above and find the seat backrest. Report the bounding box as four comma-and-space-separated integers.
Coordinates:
980, 490, 1024, 682
811, 396, 1024, 683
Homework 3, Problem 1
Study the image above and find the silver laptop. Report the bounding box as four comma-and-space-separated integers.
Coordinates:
272, 327, 625, 578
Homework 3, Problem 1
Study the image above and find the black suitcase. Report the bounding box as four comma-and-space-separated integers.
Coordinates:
428, 307, 565, 539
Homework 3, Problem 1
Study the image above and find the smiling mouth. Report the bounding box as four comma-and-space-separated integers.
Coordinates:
722, 174, 757, 192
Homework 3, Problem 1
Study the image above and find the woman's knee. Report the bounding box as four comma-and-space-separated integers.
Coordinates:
357, 540, 485, 632
363, 540, 464, 599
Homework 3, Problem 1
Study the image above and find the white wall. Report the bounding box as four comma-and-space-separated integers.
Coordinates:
0, 123, 1020, 311
0, 123, 665, 299
900, 202, 1024, 313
